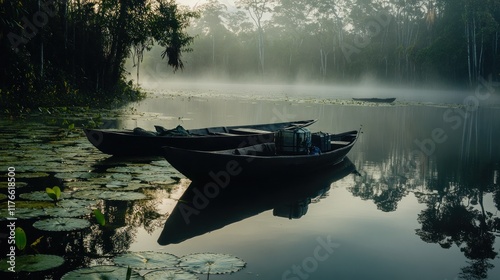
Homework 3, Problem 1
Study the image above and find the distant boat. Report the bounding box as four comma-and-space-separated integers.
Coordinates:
84, 119, 316, 156
162, 130, 359, 181
352, 97, 396, 103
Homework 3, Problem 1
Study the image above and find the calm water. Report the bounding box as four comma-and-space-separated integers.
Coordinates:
1, 84, 500, 279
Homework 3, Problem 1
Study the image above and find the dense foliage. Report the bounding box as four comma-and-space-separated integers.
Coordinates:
1, 0, 499, 110
0, 0, 196, 110
146, 0, 500, 88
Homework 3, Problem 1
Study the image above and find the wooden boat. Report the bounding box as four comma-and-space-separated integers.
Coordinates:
162, 130, 359, 181
84, 120, 315, 156
158, 158, 357, 245
352, 97, 396, 103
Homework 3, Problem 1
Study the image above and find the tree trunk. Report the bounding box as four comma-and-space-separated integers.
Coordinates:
38, 0, 44, 78
258, 26, 264, 75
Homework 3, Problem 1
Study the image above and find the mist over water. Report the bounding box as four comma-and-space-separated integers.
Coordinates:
122, 89, 500, 280
134, 77, 500, 106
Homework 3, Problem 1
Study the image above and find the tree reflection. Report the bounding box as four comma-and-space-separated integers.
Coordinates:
348, 141, 499, 279
416, 162, 499, 280
348, 150, 419, 212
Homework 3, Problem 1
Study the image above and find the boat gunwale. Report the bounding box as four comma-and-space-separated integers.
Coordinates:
84, 119, 317, 138
162, 130, 359, 159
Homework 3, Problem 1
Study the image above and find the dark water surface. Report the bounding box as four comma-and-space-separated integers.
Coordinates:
1, 86, 500, 279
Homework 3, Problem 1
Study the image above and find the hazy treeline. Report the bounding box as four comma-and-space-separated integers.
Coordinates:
143, 0, 500, 87
0, 0, 195, 109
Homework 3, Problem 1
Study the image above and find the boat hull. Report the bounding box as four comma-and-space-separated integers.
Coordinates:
84, 120, 314, 156
162, 130, 358, 181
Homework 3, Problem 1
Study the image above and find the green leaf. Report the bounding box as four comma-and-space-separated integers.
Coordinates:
15, 227, 27, 250
0, 254, 64, 272
45, 186, 61, 201
93, 209, 106, 226
113, 251, 179, 270
61, 265, 142, 280
179, 253, 246, 275
33, 218, 91, 232
126, 266, 132, 280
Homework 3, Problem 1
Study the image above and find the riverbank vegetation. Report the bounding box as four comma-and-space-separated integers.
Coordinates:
0, 0, 196, 110
1, 0, 499, 111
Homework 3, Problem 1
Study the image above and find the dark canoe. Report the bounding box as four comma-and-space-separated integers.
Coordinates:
162, 130, 359, 181
84, 120, 316, 156
352, 97, 396, 103
158, 158, 356, 245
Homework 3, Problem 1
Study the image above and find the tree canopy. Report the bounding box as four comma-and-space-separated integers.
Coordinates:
0, 0, 197, 109
148, 0, 499, 87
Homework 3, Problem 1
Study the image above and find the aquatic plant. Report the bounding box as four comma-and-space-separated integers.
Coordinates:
113, 251, 179, 270
179, 253, 246, 279
93, 209, 106, 226
45, 186, 61, 202
19, 190, 68, 202
15, 227, 27, 250
33, 218, 91, 232
72, 190, 147, 201
0, 254, 64, 272
144, 269, 199, 280
61, 265, 142, 280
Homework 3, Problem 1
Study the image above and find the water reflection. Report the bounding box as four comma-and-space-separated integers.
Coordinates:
3, 94, 500, 279
416, 162, 500, 280
158, 158, 357, 245
350, 146, 500, 279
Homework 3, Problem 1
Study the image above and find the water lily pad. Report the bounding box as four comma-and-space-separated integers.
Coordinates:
179, 253, 246, 275
61, 265, 143, 280
14, 172, 50, 179
144, 269, 199, 280
100, 191, 147, 201
55, 172, 93, 180
113, 251, 179, 269
106, 166, 140, 173
0, 181, 28, 189
43, 206, 90, 218
150, 160, 172, 167
106, 180, 128, 187
65, 180, 104, 190
57, 199, 97, 208
73, 190, 147, 201
33, 217, 91, 231
19, 191, 71, 201
0, 254, 64, 272
0, 208, 47, 221
111, 173, 133, 181
134, 173, 176, 185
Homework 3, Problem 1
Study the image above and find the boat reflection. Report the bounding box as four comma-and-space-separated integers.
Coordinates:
158, 158, 357, 245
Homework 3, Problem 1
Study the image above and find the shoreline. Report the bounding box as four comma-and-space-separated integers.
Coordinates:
142, 86, 500, 109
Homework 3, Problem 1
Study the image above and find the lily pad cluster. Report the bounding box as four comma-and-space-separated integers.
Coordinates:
0, 254, 65, 273
59, 251, 246, 280
33, 217, 91, 231
0, 111, 181, 223
0, 110, 192, 277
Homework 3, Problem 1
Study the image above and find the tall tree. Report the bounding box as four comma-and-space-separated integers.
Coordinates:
151, 0, 197, 72
236, 0, 276, 76
192, 0, 229, 68
271, 0, 310, 77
